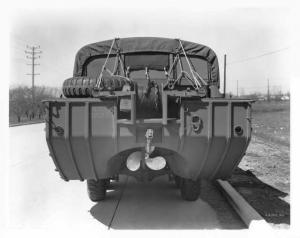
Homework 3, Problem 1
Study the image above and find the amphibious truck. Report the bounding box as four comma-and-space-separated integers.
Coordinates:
44, 37, 253, 201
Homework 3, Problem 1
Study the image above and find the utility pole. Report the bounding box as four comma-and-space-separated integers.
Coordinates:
267, 78, 270, 102
25, 45, 42, 116
236, 80, 239, 97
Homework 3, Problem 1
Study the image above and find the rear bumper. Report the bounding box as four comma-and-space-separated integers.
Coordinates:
44, 97, 252, 181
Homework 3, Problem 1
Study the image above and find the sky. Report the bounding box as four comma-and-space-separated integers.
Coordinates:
9, 5, 292, 95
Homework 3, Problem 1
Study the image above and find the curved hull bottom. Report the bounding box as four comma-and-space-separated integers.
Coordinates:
44, 98, 252, 181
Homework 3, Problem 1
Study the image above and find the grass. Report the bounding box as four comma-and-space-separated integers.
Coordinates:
252, 100, 290, 113
237, 100, 290, 200
231, 100, 290, 227
251, 101, 290, 146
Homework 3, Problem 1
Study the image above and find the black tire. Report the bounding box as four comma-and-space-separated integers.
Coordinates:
180, 178, 201, 201
104, 179, 111, 189
87, 179, 109, 202
62, 76, 130, 98
111, 175, 119, 182
174, 175, 182, 188
62, 77, 97, 98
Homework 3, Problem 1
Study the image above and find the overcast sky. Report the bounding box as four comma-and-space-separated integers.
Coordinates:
9, 6, 292, 95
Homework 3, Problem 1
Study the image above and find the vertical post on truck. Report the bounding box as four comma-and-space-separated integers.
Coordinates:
267, 78, 270, 102
223, 54, 227, 97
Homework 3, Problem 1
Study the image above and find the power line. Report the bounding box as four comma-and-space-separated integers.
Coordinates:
228, 47, 290, 65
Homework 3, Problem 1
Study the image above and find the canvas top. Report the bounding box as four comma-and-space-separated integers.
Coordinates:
73, 37, 219, 85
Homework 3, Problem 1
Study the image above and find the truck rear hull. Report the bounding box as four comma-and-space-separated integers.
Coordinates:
44, 97, 252, 181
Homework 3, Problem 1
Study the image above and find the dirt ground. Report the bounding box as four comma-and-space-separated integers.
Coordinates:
229, 100, 290, 228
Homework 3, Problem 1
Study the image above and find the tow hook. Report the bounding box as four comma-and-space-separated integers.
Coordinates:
144, 129, 155, 160
144, 129, 166, 170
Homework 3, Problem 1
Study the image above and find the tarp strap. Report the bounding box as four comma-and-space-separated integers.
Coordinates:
193, 70, 208, 86
112, 39, 125, 75
165, 53, 198, 90
177, 39, 203, 89
114, 39, 131, 83
95, 38, 116, 89
167, 54, 179, 76
164, 54, 179, 89
118, 54, 125, 76
95, 38, 132, 90
173, 54, 199, 90
112, 53, 119, 74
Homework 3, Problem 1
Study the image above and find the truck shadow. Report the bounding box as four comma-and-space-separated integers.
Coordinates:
89, 175, 245, 229
227, 167, 290, 226
89, 168, 290, 229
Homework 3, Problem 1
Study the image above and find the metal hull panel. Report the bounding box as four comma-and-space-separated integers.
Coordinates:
44, 98, 252, 181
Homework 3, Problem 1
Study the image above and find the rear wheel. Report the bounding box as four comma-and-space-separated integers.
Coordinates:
111, 174, 119, 182
104, 179, 111, 189
87, 179, 109, 202
180, 178, 201, 201
174, 175, 182, 188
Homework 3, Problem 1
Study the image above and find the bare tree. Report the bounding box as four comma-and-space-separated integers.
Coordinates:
34, 86, 58, 118
9, 86, 31, 122
9, 86, 60, 123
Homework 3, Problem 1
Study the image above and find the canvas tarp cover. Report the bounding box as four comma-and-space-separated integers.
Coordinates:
125, 53, 169, 71
73, 37, 220, 85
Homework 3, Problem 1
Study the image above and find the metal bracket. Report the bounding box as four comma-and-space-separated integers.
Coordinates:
145, 129, 155, 157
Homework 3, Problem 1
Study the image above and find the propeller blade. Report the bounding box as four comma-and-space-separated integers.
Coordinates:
126, 151, 142, 171
145, 156, 166, 170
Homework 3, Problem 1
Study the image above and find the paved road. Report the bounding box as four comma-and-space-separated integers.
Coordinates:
8, 124, 244, 230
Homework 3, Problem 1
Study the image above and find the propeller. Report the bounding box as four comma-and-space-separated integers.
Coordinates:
126, 151, 142, 171
145, 156, 166, 170
126, 151, 166, 171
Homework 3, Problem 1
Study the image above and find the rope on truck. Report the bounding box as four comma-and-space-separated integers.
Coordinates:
163, 39, 207, 91
177, 39, 208, 90
95, 38, 131, 91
